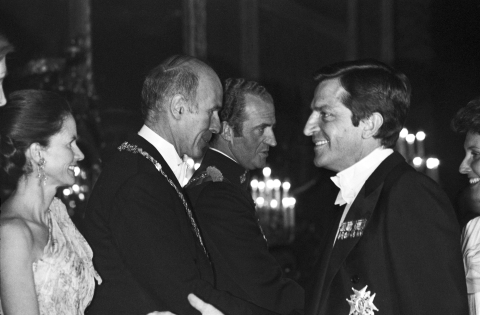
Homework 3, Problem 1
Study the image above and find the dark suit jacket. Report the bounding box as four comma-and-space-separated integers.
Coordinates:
306, 152, 468, 315
83, 135, 270, 315
185, 149, 305, 315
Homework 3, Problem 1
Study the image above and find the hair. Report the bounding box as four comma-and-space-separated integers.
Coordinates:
220, 78, 273, 137
0, 33, 14, 59
141, 55, 212, 122
313, 59, 411, 148
0, 90, 72, 187
451, 96, 480, 135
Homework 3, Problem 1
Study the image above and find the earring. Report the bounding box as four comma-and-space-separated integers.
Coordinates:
37, 157, 47, 186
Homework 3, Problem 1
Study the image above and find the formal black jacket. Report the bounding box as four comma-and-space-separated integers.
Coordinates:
185, 149, 305, 315
82, 135, 272, 315
306, 152, 468, 315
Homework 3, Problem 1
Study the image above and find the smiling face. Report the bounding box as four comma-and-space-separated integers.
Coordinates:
459, 131, 480, 185
42, 115, 84, 187
178, 69, 222, 159
303, 78, 367, 172
230, 94, 277, 170
0, 57, 7, 106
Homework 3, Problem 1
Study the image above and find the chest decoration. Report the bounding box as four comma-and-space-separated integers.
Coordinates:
337, 218, 367, 241
347, 285, 378, 315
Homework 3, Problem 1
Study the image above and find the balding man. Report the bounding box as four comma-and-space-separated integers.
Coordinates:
84, 56, 274, 315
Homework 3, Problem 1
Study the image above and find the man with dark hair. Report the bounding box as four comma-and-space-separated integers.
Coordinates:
0, 33, 14, 106
84, 57, 272, 315
186, 78, 304, 315
304, 59, 467, 314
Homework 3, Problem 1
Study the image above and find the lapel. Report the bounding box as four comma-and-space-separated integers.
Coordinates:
321, 152, 406, 298
308, 203, 344, 314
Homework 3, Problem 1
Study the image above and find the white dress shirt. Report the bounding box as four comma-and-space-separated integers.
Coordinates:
138, 125, 188, 186
331, 147, 393, 245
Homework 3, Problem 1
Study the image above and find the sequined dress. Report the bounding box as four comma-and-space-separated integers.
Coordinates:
0, 197, 101, 315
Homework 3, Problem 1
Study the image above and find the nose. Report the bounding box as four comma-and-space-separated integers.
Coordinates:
75, 143, 85, 162
0, 86, 6, 106
264, 128, 277, 147
210, 111, 221, 134
459, 156, 471, 174
303, 112, 317, 136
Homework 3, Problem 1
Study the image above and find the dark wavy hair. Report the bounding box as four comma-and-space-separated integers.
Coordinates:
314, 59, 411, 148
220, 78, 273, 137
451, 96, 480, 135
0, 90, 71, 188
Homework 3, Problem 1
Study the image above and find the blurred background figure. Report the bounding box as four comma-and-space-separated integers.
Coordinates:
0, 33, 14, 106
452, 96, 480, 315
0, 90, 101, 314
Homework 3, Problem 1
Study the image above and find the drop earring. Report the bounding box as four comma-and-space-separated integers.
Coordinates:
37, 157, 47, 186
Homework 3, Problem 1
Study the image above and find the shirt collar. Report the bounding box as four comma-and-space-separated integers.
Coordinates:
138, 124, 184, 176
331, 147, 393, 206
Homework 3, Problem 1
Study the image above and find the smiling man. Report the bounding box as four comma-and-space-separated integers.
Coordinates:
304, 59, 467, 315
186, 78, 304, 315
83, 57, 273, 315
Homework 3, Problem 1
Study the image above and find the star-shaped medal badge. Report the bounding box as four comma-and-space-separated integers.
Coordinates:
346, 285, 379, 315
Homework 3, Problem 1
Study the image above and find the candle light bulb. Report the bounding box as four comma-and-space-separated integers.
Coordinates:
406, 134, 415, 144
258, 181, 265, 191
273, 179, 281, 189
416, 131, 426, 141
400, 128, 408, 138
250, 179, 259, 189
412, 157, 423, 167
262, 167, 271, 178
256, 197, 265, 207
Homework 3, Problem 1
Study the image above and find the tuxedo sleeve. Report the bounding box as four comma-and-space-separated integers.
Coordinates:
384, 172, 468, 314
193, 183, 304, 315
110, 172, 269, 315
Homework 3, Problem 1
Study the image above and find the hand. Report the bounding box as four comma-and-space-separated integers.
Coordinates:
188, 293, 224, 315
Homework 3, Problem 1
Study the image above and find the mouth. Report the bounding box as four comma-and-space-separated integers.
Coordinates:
470, 178, 480, 185
314, 139, 329, 147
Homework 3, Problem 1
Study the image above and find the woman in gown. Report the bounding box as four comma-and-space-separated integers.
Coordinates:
452, 96, 480, 315
0, 90, 101, 314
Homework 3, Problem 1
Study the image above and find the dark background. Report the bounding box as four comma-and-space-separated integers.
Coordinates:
1, 0, 479, 200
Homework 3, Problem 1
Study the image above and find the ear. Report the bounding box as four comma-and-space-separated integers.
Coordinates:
169, 94, 187, 120
26, 142, 44, 165
362, 112, 383, 139
221, 122, 234, 142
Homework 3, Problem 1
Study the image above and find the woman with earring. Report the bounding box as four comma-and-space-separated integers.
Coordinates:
0, 90, 101, 314
452, 96, 480, 315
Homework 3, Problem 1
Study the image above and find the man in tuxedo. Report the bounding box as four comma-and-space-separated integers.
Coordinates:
185, 78, 304, 315
304, 59, 468, 315
83, 56, 274, 315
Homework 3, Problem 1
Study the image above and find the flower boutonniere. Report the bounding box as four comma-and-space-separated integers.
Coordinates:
206, 166, 223, 182
347, 285, 378, 315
